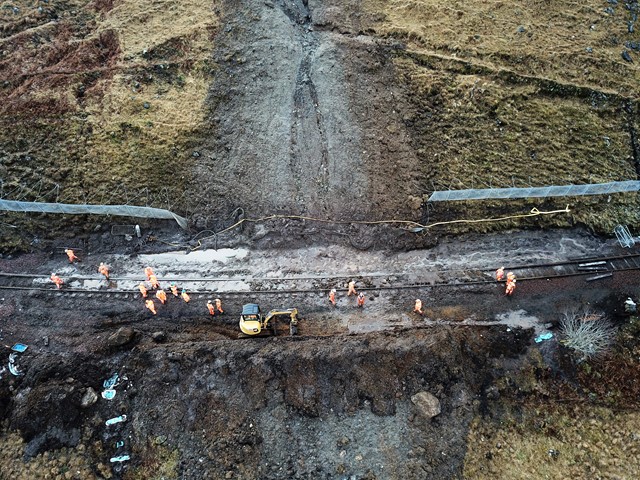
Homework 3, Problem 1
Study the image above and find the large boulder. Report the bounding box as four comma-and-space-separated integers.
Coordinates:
106, 327, 137, 348
80, 387, 98, 408
411, 391, 441, 418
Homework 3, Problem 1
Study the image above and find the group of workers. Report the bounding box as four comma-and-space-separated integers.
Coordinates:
51, 249, 225, 317
52, 249, 517, 319
495, 266, 516, 296
328, 280, 366, 308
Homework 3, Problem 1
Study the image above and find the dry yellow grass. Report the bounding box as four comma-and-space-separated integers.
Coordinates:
71, 0, 219, 204
464, 406, 640, 479
0, 430, 99, 480
361, 0, 640, 233
365, 0, 640, 94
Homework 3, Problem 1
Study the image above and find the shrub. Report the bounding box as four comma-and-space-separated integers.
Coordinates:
559, 309, 616, 361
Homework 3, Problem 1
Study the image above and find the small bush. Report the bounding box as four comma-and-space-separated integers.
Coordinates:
559, 309, 615, 361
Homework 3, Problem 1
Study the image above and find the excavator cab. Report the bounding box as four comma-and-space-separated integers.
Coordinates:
239, 304, 298, 336
240, 303, 263, 335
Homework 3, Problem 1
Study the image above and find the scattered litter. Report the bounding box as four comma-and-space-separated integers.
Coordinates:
43, 336, 49, 346
586, 273, 613, 282
548, 448, 559, 459
110, 455, 130, 463
8, 362, 21, 376
115, 441, 124, 448
535, 332, 554, 343
8, 353, 22, 376
103, 373, 119, 389
625, 298, 637, 314
101, 389, 116, 400
105, 415, 127, 426
614, 224, 635, 248
11, 343, 27, 353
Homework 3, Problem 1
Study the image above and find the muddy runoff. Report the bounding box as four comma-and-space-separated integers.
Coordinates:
0, 324, 529, 479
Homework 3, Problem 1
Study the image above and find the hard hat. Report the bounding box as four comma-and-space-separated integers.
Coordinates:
207, 300, 212, 304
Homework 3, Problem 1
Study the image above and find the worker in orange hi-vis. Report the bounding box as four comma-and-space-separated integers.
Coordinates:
329, 288, 337, 306
156, 289, 167, 304
98, 262, 110, 280
347, 280, 357, 296
356, 292, 365, 308
144, 267, 154, 280
145, 299, 157, 315
181, 288, 191, 303
149, 274, 160, 290
495, 266, 505, 282
170, 283, 179, 297
506, 271, 516, 283
215, 298, 224, 314
64, 249, 78, 263
207, 300, 215, 316
138, 283, 148, 298
50, 273, 63, 289
505, 278, 516, 296
414, 299, 424, 315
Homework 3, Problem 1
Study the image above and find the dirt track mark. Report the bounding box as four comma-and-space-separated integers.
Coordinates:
200, 0, 369, 221
624, 101, 640, 178
281, 0, 331, 209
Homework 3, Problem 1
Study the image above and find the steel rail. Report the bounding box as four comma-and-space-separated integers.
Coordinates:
0, 264, 638, 295
2, 253, 639, 283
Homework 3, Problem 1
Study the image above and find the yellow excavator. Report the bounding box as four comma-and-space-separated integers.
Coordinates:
239, 303, 299, 337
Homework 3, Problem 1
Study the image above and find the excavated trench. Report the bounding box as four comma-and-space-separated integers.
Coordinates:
0, 321, 532, 479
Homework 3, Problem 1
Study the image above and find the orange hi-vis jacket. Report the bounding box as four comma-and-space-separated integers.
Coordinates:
65, 249, 78, 263
50, 274, 63, 289
149, 274, 160, 289
207, 302, 215, 315
181, 289, 191, 303
156, 290, 167, 304
98, 263, 110, 279
138, 283, 148, 298
414, 299, 423, 314
145, 300, 157, 315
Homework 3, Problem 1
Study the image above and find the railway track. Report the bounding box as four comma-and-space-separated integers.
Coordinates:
0, 252, 639, 296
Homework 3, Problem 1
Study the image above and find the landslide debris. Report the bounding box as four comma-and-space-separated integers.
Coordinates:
0, 327, 530, 479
